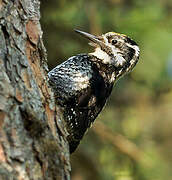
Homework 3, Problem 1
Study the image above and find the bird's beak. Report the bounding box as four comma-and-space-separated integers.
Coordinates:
74, 29, 104, 47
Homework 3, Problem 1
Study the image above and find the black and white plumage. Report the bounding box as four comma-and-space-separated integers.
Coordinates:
48, 30, 140, 153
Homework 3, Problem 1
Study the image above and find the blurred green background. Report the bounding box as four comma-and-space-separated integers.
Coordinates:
41, 0, 172, 179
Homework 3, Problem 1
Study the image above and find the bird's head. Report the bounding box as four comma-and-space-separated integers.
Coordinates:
75, 29, 140, 79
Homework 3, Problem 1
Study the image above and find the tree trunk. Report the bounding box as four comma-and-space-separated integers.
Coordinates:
0, 0, 70, 179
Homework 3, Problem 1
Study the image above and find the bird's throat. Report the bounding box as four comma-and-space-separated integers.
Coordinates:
90, 48, 111, 64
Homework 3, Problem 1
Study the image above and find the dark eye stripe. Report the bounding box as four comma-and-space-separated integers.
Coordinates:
126, 37, 138, 46
123, 47, 135, 62
128, 48, 135, 61
107, 36, 113, 43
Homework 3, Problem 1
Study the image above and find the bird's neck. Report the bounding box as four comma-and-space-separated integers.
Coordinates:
90, 47, 126, 67
89, 48, 111, 64
88, 50, 117, 84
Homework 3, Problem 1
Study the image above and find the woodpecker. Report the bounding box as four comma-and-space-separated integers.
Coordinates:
48, 30, 140, 153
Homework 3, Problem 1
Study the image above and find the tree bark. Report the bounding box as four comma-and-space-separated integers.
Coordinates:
0, 0, 70, 179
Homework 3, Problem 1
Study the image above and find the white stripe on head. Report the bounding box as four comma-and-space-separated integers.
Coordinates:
127, 44, 140, 57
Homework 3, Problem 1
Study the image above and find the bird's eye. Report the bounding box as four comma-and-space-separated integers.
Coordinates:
111, 39, 118, 45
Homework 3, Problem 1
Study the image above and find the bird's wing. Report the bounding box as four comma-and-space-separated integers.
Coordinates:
48, 55, 93, 105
